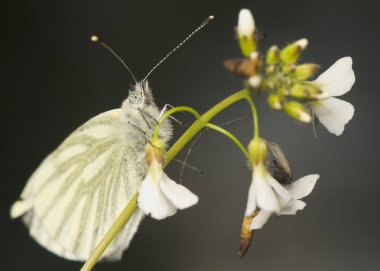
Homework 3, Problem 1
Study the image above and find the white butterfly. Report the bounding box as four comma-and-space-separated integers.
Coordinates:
10, 15, 213, 262
10, 81, 172, 261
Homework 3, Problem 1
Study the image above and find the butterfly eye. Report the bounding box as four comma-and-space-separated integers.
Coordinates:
129, 91, 143, 105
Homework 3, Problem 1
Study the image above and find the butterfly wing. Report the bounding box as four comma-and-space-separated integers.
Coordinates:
11, 109, 146, 261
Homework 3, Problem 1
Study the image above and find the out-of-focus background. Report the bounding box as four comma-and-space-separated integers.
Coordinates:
1, 0, 379, 270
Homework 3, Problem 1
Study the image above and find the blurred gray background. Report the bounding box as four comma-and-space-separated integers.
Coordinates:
1, 0, 379, 270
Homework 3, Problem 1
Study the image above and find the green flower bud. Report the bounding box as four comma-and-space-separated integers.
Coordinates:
268, 93, 282, 110
266, 45, 280, 65
280, 38, 308, 64
293, 64, 320, 81
265, 65, 276, 76
290, 84, 329, 100
284, 101, 311, 123
248, 137, 267, 165
237, 9, 257, 56
278, 88, 289, 98
282, 64, 296, 74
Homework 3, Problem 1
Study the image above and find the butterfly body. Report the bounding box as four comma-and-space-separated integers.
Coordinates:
11, 81, 172, 261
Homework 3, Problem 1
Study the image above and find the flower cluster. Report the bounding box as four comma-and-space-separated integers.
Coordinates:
231, 8, 355, 257
226, 8, 356, 136
136, 7, 356, 262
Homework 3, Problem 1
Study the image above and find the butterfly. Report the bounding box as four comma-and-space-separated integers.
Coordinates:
10, 81, 172, 261
10, 16, 213, 262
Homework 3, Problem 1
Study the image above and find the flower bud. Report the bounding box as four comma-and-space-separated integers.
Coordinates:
248, 75, 262, 89
290, 84, 329, 100
282, 64, 296, 74
249, 51, 259, 61
237, 9, 257, 56
266, 45, 280, 65
293, 63, 320, 81
224, 58, 260, 77
284, 101, 311, 123
280, 38, 308, 64
268, 93, 282, 110
248, 137, 267, 165
265, 65, 276, 76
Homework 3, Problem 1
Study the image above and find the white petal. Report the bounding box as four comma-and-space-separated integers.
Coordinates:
250, 211, 272, 230
137, 177, 177, 220
287, 174, 319, 199
255, 174, 279, 212
245, 181, 257, 216
159, 175, 199, 210
238, 9, 255, 37
312, 97, 354, 136
314, 57, 355, 97
278, 200, 306, 215
267, 175, 292, 202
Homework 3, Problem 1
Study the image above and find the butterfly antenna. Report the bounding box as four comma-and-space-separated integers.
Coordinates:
91, 35, 137, 84
143, 15, 214, 81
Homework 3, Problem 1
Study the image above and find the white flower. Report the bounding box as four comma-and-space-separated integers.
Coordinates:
310, 57, 355, 136
250, 174, 319, 230
245, 163, 292, 216
137, 143, 198, 220
238, 9, 255, 37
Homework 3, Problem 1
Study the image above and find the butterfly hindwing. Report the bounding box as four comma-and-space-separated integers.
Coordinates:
11, 109, 146, 261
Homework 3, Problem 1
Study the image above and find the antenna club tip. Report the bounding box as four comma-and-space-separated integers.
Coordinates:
91, 35, 100, 43
208, 15, 215, 20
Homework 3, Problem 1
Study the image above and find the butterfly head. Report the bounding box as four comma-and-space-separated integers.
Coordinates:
125, 81, 155, 109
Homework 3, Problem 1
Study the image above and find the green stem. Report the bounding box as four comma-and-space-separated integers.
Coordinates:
166, 88, 254, 165
206, 123, 250, 160
244, 95, 259, 138
153, 106, 201, 139
80, 193, 138, 271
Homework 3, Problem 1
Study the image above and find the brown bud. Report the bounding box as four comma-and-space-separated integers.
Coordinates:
224, 57, 261, 77
239, 214, 257, 258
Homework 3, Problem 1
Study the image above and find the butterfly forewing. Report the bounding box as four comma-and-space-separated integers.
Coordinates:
12, 109, 146, 261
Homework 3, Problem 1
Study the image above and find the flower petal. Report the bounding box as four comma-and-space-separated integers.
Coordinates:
245, 181, 257, 216
287, 174, 319, 200
312, 97, 354, 136
238, 9, 255, 37
314, 57, 355, 97
267, 175, 292, 202
256, 174, 280, 212
138, 177, 177, 220
159, 175, 199, 210
250, 211, 272, 230
278, 200, 306, 215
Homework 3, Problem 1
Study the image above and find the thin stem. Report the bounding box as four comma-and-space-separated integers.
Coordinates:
166, 88, 254, 165
80, 193, 138, 271
244, 95, 259, 138
154, 106, 201, 139
206, 123, 250, 160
